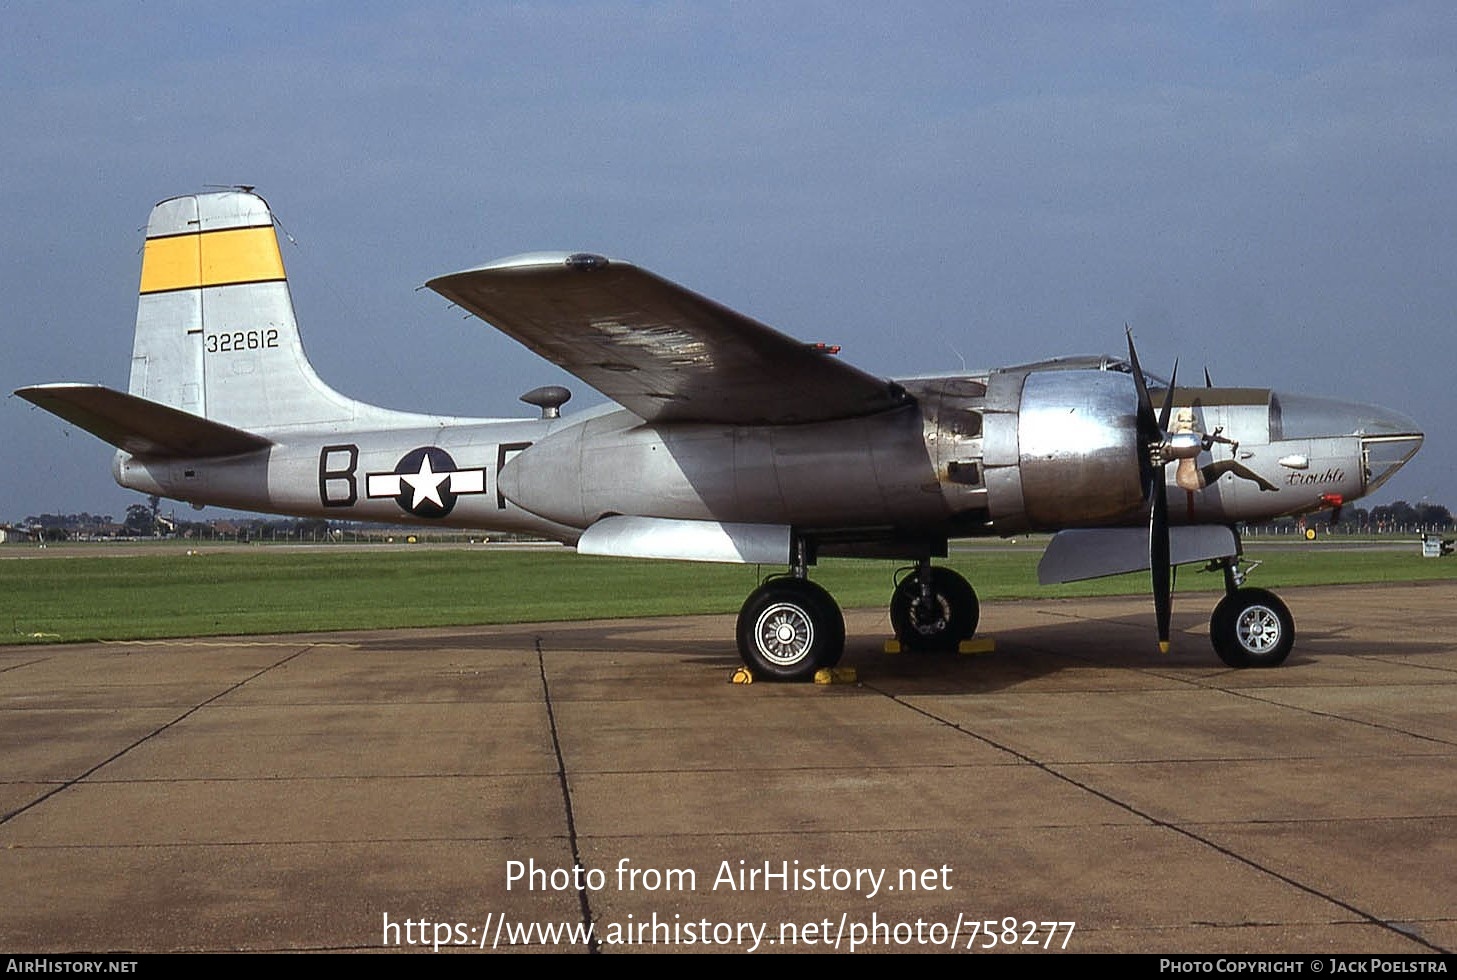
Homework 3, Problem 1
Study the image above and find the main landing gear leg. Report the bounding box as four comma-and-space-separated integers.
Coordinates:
1208, 549, 1295, 668
889, 559, 979, 652
735, 537, 845, 681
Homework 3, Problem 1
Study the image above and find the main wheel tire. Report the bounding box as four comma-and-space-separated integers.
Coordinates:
736, 578, 845, 681
889, 567, 979, 652
1210, 588, 1294, 668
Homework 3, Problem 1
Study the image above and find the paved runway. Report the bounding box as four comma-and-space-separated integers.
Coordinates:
2, 581, 1454, 954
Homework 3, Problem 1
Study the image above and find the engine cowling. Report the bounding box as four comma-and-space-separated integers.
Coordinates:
982, 368, 1145, 532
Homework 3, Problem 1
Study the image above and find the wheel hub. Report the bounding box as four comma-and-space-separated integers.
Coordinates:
755, 603, 814, 666
910, 595, 951, 636
1237, 605, 1280, 653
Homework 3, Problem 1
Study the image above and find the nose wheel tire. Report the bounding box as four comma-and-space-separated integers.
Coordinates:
737, 578, 845, 681
1210, 588, 1294, 668
890, 567, 979, 652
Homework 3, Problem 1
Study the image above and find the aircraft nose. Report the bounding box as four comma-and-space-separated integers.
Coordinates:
1270, 391, 1422, 495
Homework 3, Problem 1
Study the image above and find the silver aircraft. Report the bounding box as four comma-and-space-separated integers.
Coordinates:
17, 191, 1424, 679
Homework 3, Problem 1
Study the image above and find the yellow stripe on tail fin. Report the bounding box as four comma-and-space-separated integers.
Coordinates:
139, 225, 285, 295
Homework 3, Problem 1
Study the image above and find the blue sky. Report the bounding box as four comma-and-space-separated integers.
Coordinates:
3, 2, 1453, 521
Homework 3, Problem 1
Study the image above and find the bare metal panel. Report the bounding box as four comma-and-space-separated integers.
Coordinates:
981, 371, 1027, 528
500, 406, 947, 532
199, 280, 359, 428
578, 516, 791, 564
982, 370, 1025, 415
1225, 436, 1364, 522
732, 426, 783, 516
132, 288, 204, 412
981, 371, 1022, 468
1018, 370, 1143, 526
983, 465, 1026, 532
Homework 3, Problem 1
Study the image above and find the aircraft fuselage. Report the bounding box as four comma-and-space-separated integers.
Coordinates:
113, 361, 1419, 559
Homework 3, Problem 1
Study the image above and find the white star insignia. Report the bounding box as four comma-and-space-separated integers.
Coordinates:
400, 455, 450, 509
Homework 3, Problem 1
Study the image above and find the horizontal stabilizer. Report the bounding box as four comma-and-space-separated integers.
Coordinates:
1038, 525, 1238, 585
578, 516, 791, 564
15, 384, 273, 458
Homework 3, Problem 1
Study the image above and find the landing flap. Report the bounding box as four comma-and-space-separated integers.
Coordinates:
578, 516, 791, 565
1038, 525, 1238, 585
15, 383, 273, 459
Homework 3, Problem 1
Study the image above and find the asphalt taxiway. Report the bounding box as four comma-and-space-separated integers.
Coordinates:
2, 581, 1454, 953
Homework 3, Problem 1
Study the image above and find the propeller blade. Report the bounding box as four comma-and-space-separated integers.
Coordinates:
1158, 360, 1179, 431
1126, 329, 1158, 493
1150, 473, 1171, 653
1125, 328, 1157, 436
1127, 329, 1175, 652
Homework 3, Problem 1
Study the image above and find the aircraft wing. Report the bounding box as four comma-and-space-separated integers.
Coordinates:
427, 253, 908, 424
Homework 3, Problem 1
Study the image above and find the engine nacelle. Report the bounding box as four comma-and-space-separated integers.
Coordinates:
982, 368, 1145, 532
498, 405, 950, 532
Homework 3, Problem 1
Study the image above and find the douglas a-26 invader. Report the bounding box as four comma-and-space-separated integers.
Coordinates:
18, 191, 1424, 679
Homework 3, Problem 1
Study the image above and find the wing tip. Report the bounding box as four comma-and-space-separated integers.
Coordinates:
427, 251, 630, 288
14, 382, 104, 405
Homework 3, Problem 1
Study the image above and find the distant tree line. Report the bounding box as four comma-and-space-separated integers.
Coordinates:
11, 507, 532, 544
15, 510, 335, 541
1248, 500, 1452, 534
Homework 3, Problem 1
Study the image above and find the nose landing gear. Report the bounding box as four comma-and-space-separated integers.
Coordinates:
1207, 557, 1294, 668
1210, 586, 1294, 667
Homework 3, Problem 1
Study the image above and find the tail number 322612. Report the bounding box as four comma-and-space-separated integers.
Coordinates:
206, 329, 279, 354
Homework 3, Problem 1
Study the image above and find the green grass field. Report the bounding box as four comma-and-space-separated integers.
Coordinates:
2, 540, 1453, 644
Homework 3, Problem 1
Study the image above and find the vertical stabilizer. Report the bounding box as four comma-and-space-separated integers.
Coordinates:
129, 191, 366, 430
